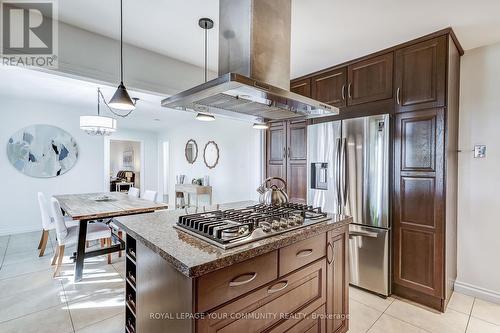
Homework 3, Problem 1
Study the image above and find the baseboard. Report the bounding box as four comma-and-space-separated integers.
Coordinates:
454, 280, 500, 305
0, 226, 41, 237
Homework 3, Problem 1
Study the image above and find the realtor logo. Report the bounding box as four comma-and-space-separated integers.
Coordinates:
1, 0, 58, 67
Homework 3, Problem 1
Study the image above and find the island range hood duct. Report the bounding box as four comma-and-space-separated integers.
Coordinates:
161, 0, 339, 122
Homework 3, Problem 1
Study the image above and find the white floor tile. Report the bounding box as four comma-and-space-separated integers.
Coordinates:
367, 313, 427, 333
2, 247, 54, 266
447, 291, 475, 314
349, 287, 395, 312
471, 299, 500, 326
0, 255, 54, 279
0, 282, 65, 323
0, 269, 62, 298
67, 291, 125, 330
75, 312, 124, 333
467, 317, 500, 333
386, 299, 469, 333
348, 299, 383, 333
0, 304, 73, 333
60, 262, 124, 303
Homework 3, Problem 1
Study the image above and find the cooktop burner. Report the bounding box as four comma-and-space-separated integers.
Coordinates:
175, 203, 329, 249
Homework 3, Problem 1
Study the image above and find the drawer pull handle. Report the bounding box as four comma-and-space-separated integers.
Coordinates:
268, 280, 288, 294
229, 272, 258, 287
296, 249, 314, 258
327, 242, 334, 264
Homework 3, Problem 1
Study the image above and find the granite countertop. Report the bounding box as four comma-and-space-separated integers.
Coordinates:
114, 201, 351, 278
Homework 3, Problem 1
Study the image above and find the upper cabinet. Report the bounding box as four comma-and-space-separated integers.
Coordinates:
311, 67, 347, 108
347, 53, 393, 106
290, 78, 312, 98
395, 36, 447, 113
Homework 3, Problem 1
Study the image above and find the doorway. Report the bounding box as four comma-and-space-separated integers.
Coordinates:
108, 139, 142, 193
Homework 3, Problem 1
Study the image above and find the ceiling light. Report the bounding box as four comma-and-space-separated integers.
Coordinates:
252, 122, 269, 130
108, 0, 137, 112
80, 116, 117, 136
196, 113, 216, 122
80, 88, 118, 136
252, 117, 269, 130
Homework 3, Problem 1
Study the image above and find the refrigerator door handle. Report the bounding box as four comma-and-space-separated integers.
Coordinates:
335, 138, 342, 213
340, 138, 348, 211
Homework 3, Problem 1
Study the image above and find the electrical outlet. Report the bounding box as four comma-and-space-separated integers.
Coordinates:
474, 145, 486, 158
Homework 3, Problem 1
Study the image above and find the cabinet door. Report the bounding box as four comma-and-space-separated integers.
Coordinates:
394, 36, 446, 112
266, 122, 287, 184
287, 121, 307, 204
327, 226, 349, 333
393, 109, 444, 298
347, 53, 393, 106
291, 78, 312, 98
311, 68, 347, 108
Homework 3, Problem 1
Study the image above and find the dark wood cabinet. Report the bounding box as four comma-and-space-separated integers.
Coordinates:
286, 29, 462, 312
347, 53, 393, 106
327, 226, 349, 333
395, 36, 447, 113
266, 120, 307, 203
393, 109, 445, 300
311, 68, 347, 108
266, 122, 287, 184
290, 77, 312, 98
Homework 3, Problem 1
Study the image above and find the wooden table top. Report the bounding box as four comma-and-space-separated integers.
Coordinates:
175, 184, 212, 194
53, 192, 168, 220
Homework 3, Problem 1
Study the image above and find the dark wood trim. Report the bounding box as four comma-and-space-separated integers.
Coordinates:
393, 283, 443, 311
307, 99, 394, 125
291, 28, 463, 82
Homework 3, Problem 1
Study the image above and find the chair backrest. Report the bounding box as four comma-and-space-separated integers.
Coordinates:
50, 198, 68, 244
128, 187, 140, 198
37, 192, 52, 230
143, 190, 157, 202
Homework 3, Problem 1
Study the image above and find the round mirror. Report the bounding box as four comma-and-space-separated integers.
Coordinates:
185, 139, 198, 164
203, 141, 219, 169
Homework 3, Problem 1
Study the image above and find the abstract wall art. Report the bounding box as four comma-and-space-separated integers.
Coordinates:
6, 125, 79, 178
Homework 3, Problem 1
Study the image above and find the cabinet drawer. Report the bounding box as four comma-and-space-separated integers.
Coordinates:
197, 260, 326, 333
270, 304, 326, 333
279, 233, 327, 276
196, 251, 278, 312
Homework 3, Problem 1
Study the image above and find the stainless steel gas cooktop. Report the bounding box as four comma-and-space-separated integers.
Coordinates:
175, 203, 329, 249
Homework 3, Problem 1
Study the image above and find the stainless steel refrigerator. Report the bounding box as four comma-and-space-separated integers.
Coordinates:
307, 114, 390, 296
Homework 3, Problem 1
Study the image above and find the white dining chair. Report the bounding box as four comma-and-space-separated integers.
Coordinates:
128, 187, 140, 198
143, 190, 158, 202
50, 197, 113, 277
37, 192, 79, 257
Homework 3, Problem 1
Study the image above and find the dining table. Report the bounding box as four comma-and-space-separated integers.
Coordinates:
53, 192, 168, 282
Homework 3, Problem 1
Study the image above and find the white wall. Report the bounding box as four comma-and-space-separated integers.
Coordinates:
456, 42, 500, 302
158, 117, 263, 209
0, 98, 159, 235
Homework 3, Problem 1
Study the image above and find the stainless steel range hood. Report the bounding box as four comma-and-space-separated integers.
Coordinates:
161, 0, 339, 122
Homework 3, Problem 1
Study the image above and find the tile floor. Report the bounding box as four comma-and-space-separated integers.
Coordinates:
1, 231, 500, 333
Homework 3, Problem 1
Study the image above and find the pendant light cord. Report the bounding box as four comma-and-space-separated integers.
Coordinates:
98, 88, 134, 118
120, 0, 124, 84
204, 23, 207, 82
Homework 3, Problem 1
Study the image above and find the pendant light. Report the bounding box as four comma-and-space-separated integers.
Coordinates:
195, 18, 215, 121
80, 88, 117, 136
108, 0, 136, 111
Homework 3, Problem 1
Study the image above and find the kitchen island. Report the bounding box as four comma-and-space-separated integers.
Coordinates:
114, 201, 351, 333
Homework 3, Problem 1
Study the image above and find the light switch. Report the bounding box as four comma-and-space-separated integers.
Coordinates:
474, 145, 486, 158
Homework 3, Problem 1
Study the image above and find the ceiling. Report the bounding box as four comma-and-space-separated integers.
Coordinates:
58, 0, 500, 78
0, 66, 195, 131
